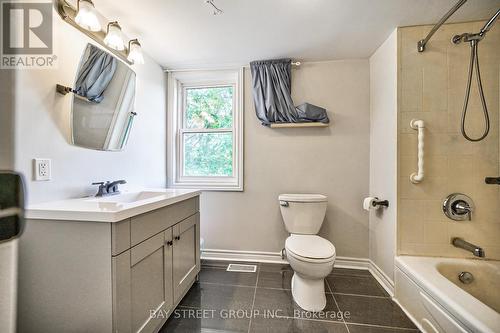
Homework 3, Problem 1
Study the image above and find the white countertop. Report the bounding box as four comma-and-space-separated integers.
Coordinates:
25, 188, 201, 223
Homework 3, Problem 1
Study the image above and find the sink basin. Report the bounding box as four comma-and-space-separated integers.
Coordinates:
87, 191, 165, 204
26, 188, 201, 222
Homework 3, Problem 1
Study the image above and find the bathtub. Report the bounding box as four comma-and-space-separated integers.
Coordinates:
395, 256, 500, 333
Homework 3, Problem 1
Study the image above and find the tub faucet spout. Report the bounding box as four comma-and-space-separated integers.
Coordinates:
451, 237, 485, 257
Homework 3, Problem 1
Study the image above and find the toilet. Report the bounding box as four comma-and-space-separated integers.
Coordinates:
279, 194, 335, 312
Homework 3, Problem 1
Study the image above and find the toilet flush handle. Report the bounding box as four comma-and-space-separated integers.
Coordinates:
279, 200, 289, 207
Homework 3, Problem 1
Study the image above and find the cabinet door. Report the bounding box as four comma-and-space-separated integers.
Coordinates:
172, 213, 200, 303
131, 231, 174, 333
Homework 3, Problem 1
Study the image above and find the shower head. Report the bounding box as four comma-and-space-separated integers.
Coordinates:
480, 8, 500, 36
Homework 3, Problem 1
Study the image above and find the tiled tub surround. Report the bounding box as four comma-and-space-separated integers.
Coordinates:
397, 21, 500, 259
160, 261, 417, 333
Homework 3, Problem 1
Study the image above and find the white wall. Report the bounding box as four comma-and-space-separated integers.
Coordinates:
368, 30, 398, 282
13, 15, 167, 204
199, 60, 371, 259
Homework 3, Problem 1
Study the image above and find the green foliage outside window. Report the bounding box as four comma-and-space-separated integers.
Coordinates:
183, 86, 234, 177
185, 86, 233, 129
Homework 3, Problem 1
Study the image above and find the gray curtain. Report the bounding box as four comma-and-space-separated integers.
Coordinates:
250, 58, 329, 126
74, 44, 117, 103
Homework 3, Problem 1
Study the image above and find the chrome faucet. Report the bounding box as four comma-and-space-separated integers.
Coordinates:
92, 180, 127, 197
451, 237, 485, 258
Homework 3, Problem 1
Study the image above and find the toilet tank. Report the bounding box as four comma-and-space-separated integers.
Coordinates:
279, 194, 328, 234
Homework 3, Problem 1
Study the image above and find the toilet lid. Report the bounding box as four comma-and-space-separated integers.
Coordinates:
279, 194, 327, 203
285, 235, 335, 259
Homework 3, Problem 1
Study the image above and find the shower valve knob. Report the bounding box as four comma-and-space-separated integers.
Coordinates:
443, 193, 475, 222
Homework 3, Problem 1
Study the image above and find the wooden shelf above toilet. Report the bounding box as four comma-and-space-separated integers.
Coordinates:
269, 122, 329, 128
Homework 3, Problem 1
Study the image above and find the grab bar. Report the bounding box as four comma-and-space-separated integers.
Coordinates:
410, 119, 425, 184
417, 0, 467, 52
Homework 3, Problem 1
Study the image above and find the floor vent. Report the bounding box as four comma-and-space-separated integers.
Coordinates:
226, 264, 257, 273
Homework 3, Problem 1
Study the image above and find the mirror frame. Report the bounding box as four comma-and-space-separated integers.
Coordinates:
70, 43, 137, 151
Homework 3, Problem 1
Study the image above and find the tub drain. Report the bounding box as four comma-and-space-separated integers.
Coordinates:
458, 271, 474, 284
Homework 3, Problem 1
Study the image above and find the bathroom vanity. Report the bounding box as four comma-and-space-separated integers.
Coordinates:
18, 189, 201, 333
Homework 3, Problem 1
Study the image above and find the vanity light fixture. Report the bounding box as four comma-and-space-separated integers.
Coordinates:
56, 0, 144, 65
104, 21, 125, 51
74, 0, 101, 32
127, 39, 145, 64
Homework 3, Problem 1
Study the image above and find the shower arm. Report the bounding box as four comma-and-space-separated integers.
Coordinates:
480, 8, 500, 35
417, 0, 467, 52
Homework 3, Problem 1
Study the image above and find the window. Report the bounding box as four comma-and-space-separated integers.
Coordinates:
167, 69, 243, 191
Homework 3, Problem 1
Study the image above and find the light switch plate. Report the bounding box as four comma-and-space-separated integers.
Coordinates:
34, 158, 51, 181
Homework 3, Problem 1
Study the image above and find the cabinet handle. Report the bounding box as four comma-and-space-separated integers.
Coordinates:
166, 240, 173, 246
174, 236, 180, 241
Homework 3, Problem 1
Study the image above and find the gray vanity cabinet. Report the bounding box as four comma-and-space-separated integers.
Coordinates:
19, 195, 200, 333
172, 214, 200, 302
111, 199, 200, 333
113, 230, 174, 333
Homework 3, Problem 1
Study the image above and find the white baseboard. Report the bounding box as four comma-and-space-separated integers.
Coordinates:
368, 259, 395, 297
334, 256, 370, 270
201, 248, 288, 264
201, 248, 395, 296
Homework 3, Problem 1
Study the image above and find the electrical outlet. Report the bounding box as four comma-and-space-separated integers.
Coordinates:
34, 158, 51, 181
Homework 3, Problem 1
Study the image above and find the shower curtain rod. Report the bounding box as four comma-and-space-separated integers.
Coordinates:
164, 61, 301, 73
418, 0, 467, 52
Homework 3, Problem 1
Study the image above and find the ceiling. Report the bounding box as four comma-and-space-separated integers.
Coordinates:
93, 0, 500, 69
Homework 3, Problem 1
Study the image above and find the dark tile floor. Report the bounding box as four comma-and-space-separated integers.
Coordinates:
160, 261, 419, 333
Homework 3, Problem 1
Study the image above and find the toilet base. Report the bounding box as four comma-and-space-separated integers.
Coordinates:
291, 272, 327, 312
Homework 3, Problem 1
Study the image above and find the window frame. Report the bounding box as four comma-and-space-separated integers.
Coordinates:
167, 69, 244, 191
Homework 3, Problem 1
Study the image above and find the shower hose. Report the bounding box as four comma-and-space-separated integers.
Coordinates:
461, 39, 490, 142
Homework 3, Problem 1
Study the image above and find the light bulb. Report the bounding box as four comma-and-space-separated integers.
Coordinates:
104, 21, 125, 51
127, 39, 144, 64
74, 0, 101, 32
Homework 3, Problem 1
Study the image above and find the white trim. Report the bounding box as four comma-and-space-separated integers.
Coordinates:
201, 249, 288, 264
334, 256, 370, 270
201, 248, 369, 270
392, 294, 424, 332
167, 69, 244, 191
200, 249, 395, 296
368, 259, 395, 297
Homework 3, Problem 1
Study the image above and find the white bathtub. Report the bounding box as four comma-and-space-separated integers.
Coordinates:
395, 256, 500, 333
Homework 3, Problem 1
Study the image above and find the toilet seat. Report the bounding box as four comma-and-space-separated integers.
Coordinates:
285, 235, 335, 263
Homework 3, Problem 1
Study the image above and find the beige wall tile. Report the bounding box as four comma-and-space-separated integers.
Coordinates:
398, 21, 500, 260
423, 199, 448, 222
401, 66, 423, 112
400, 176, 448, 200
400, 155, 447, 178
423, 221, 450, 244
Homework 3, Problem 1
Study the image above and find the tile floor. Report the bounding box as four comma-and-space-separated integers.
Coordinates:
160, 261, 419, 333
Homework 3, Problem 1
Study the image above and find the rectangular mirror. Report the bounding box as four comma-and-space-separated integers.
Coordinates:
71, 43, 136, 151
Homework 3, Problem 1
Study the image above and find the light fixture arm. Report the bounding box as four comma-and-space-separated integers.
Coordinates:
128, 38, 140, 49
106, 21, 121, 33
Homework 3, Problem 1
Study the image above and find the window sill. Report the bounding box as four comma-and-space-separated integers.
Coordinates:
168, 183, 243, 192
